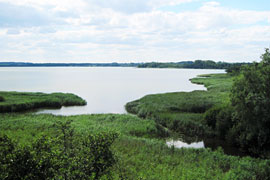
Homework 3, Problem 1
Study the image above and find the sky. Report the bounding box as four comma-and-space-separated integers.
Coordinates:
0, 0, 269, 63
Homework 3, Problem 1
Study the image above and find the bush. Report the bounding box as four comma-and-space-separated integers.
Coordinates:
0, 96, 4, 102
215, 106, 233, 139
0, 120, 118, 179
204, 106, 222, 129
204, 104, 233, 139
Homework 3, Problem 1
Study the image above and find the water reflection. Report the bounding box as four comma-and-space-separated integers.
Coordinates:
167, 136, 248, 157
166, 139, 204, 149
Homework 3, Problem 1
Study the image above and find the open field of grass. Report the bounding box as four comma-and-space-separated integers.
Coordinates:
125, 73, 234, 137
1, 113, 270, 179
0, 91, 86, 113
0, 113, 161, 145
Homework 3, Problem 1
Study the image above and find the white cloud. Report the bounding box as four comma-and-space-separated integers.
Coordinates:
0, 0, 269, 62
6, 29, 20, 35
203, 1, 220, 7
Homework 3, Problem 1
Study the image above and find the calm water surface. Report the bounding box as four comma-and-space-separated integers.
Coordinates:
0, 67, 224, 115
166, 139, 204, 149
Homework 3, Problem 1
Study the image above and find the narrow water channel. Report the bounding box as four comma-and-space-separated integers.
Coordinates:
166, 137, 248, 157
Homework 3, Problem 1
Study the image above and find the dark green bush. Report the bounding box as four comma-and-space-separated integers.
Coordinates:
216, 106, 233, 139
0, 96, 4, 102
0, 120, 118, 180
204, 104, 233, 139
204, 106, 222, 129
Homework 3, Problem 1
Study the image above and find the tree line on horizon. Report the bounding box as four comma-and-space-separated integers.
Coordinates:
138, 60, 250, 70
0, 60, 250, 70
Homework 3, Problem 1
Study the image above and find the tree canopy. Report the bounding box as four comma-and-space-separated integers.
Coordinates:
230, 48, 270, 156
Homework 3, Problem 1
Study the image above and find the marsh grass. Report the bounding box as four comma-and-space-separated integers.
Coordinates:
112, 136, 270, 180
125, 73, 234, 137
0, 113, 162, 145
0, 92, 86, 113
1, 113, 270, 179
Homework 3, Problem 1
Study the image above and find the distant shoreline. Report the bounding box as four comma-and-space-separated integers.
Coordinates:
0, 62, 140, 67
0, 61, 250, 69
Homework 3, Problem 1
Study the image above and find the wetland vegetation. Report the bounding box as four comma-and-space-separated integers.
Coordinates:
126, 73, 233, 139
1, 113, 270, 179
1, 49, 270, 179
126, 49, 270, 158
0, 91, 86, 113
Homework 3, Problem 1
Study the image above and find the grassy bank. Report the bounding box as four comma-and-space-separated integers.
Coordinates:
1, 113, 270, 179
0, 91, 86, 113
125, 73, 234, 137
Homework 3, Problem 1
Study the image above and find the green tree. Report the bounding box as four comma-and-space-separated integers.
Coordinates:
261, 48, 270, 64
230, 48, 270, 156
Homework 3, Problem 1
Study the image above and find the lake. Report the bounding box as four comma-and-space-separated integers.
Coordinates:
0, 67, 224, 115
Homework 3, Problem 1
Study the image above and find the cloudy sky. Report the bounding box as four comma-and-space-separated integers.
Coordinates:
0, 0, 269, 63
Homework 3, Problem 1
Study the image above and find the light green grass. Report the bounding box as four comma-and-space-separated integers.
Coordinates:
0, 91, 86, 113
125, 73, 234, 137
0, 113, 161, 145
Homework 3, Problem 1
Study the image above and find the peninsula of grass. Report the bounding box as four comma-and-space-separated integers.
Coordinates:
0, 91, 86, 113
125, 73, 234, 138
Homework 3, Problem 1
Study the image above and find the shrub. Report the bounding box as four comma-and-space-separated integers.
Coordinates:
216, 106, 233, 139
204, 106, 222, 129
0, 120, 118, 179
0, 96, 4, 102
204, 104, 233, 139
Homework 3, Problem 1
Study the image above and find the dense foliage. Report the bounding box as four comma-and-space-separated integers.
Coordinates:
229, 49, 270, 157
203, 104, 233, 140
203, 49, 270, 157
0, 92, 86, 113
138, 60, 249, 70
0, 120, 118, 180
0, 96, 4, 102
